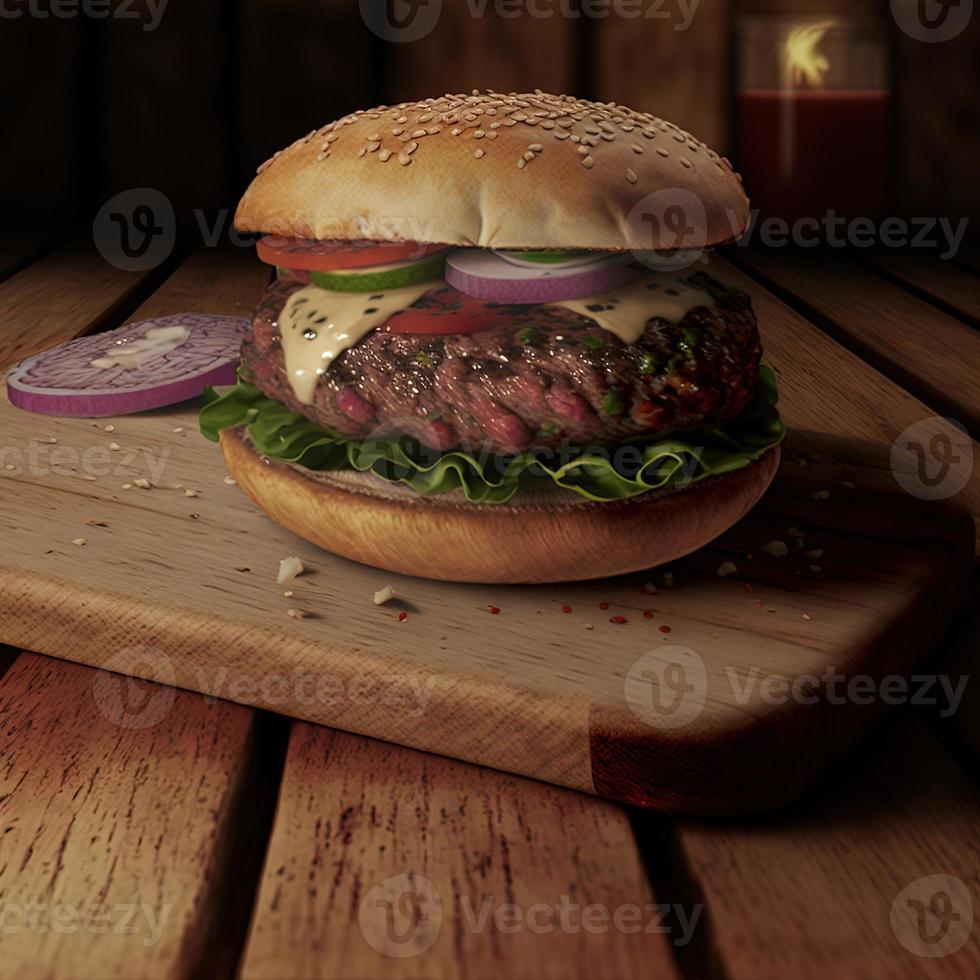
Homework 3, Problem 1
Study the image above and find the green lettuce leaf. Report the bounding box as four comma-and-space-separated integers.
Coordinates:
200, 365, 784, 504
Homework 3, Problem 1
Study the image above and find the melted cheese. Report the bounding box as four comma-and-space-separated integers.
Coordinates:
278, 281, 438, 404
90, 325, 190, 370
549, 271, 714, 344
278, 270, 715, 404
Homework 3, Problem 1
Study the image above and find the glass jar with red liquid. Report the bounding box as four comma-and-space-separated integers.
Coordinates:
735, 17, 890, 223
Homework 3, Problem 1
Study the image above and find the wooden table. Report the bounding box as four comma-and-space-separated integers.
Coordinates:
0, 240, 978, 979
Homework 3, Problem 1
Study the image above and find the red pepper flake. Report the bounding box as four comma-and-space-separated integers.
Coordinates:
610, 615, 628, 624
398, 611, 408, 622
561, 605, 572, 613
598, 601, 610, 610
658, 625, 672, 634
488, 606, 501, 615
744, 583, 753, 592
643, 610, 654, 619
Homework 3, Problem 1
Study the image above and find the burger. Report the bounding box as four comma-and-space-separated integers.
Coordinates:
200, 90, 783, 583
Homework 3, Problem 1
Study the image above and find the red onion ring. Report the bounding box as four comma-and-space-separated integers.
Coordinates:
445, 249, 640, 303
6, 313, 248, 417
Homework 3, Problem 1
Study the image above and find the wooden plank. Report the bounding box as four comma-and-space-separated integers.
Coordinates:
239, 725, 680, 980
860, 251, 980, 328
928, 572, 980, 775
713, 255, 980, 537
893, 6, 980, 216
238, 0, 376, 187
0, 243, 168, 374
0, 247, 278, 976
384, 2, 574, 104
0, 16, 81, 213
596, 0, 729, 149
672, 715, 980, 977
0, 653, 265, 979
100, 0, 232, 212
734, 248, 980, 435
0, 229, 52, 284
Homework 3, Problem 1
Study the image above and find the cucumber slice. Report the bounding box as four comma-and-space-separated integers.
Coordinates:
309, 252, 446, 292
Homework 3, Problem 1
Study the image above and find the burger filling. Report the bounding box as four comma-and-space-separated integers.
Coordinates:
201, 239, 783, 504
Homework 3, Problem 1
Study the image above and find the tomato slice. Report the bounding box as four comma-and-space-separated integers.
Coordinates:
257, 237, 448, 272
384, 287, 524, 336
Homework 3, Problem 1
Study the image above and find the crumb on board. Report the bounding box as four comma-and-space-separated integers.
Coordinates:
717, 561, 738, 578
71, 537, 87, 546
641, 581, 657, 594
842, 480, 855, 489
104, 424, 115, 432
803, 613, 812, 621
803, 548, 824, 559
374, 585, 397, 605
663, 572, 674, 587
762, 540, 788, 558
173, 426, 184, 433
132, 478, 151, 489
809, 564, 823, 573
223, 476, 237, 485
183, 489, 198, 497
109, 442, 120, 451
277, 556, 305, 584
85, 519, 108, 527
286, 608, 308, 620
813, 490, 830, 500
283, 590, 294, 598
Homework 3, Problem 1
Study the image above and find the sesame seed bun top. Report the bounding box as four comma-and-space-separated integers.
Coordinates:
234, 90, 750, 252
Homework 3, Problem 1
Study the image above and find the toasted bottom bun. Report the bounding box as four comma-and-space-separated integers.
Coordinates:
220, 427, 780, 584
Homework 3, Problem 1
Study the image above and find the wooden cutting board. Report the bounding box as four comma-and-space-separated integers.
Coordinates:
0, 389, 972, 813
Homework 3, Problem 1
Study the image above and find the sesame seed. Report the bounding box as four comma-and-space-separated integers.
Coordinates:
366, 132, 380, 141
474, 148, 485, 158
577, 145, 589, 155
378, 148, 392, 161
656, 147, 669, 157
626, 169, 637, 183
474, 130, 485, 139
528, 142, 542, 151
522, 150, 535, 161
398, 152, 413, 166
392, 127, 403, 135
681, 157, 693, 169
405, 141, 418, 154
367, 141, 380, 151
517, 158, 527, 169
582, 156, 595, 168
631, 144, 643, 153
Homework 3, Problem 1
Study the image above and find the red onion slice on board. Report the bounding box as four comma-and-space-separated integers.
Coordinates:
6, 313, 249, 417
445, 249, 641, 303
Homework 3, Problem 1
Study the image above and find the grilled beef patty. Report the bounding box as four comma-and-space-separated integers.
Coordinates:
242, 272, 762, 455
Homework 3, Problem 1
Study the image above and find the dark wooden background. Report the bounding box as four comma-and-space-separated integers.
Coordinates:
3, 0, 978, 227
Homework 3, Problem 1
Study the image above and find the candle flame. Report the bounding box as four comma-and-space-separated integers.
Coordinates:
784, 22, 834, 89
